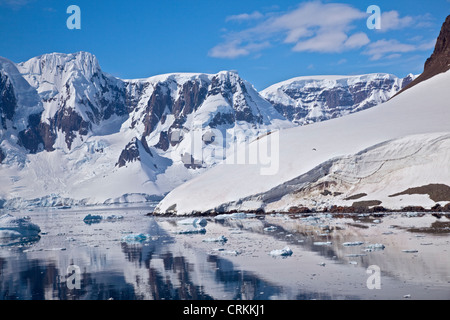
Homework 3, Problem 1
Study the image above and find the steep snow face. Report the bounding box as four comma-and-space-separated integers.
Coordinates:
17, 52, 128, 151
124, 71, 292, 169
260, 73, 416, 125
0, 57, 43, 132
155, 70, 450, 215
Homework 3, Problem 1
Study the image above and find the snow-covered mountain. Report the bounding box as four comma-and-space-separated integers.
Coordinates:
0, 53, 293, 208
155, 68, 450, 215
260, 73, 416, 125
0, 40, 438, 209
155, 16, 450, 215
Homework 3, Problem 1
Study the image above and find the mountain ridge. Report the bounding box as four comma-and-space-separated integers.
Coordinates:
0, 50, 428, 208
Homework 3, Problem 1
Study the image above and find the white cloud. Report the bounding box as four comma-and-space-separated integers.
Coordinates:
209, 40, 270, 59
0, 0, 33, 9
226, 11, 264, 23
364, 39, 433, 61
379, 10, 414, 32
210, 1, 369, 59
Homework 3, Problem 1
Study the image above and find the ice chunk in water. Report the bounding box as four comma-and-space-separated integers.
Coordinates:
203, 235, 228, 243
269, 247, 293, 257
0, 214, 41, 240
121, 233, 148, 243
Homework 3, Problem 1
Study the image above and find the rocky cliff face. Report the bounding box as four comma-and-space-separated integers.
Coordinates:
0, 71, 17, 129
397, 15, 450, 95
261, 73, 416, 125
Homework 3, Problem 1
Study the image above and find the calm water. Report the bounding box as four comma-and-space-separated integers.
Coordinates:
0, 205, 449, 300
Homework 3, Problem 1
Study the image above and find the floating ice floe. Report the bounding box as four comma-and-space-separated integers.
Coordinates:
300, 216, 320, 222
84, 214, 124, 224
0, 214, 41, 242
177, 218, 207, 227
202, 235, 228, 243
342, 241, 364, 247
121, 233, 148, 243
83, 214, 103, 224
365, 243, 385, 251
269, 247, 293, 257
313, 241, 332, 246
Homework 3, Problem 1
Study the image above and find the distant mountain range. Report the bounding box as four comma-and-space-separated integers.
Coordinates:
0, 37, 432, 208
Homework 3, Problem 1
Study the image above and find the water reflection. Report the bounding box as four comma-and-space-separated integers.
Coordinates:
0, 208, 448, 300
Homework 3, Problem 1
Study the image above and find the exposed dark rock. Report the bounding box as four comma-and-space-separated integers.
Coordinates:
173, 80, 208, 118
142, 84, 173, 138
395, 15, 450, 96
0, 71, 17, 129
352, 200, 382, 208
288, 206, 311, 214
344, 193, 367, 201
389, 184, 450, 202
116, 138, 141, 168
0, 147, 5, 163
400, 206, 426, 212
154, 131, 170, 151
53, 107, 90, 150
18, 113, 56, 153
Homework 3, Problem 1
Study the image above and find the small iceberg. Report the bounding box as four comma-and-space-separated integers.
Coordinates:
83, 214, 103, 224
203, 235, 228, 243
313, 241, 332, 246
177, 218, 207, 227
121, 233, 148, 243
269, 247, 293, 257
365, 243, 386, 251
84, 214, 124, 224
0, 214, 41, 240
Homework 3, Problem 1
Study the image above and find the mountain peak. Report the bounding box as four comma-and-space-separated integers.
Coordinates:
395, 15, 450, 96
18, 51, 101, 80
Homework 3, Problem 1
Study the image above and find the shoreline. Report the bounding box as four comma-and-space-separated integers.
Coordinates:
150, 204, 450, 217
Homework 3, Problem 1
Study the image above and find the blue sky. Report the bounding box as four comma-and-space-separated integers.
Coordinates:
0, 0, 448, 90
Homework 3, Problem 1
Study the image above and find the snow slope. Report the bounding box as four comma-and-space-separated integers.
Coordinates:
155, 70, 450, 215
